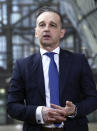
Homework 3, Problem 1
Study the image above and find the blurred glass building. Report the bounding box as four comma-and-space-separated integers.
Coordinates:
0, 0, 97, 125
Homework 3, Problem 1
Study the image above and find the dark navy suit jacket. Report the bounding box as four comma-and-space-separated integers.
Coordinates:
7, 49, 97, 131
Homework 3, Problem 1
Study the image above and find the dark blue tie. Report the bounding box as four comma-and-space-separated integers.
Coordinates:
45, 52, 60, 106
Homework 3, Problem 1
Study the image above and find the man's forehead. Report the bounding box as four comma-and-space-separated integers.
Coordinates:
36, 11, 60, 23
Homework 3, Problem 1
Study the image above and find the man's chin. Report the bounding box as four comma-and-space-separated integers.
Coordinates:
41, 42, 52, 47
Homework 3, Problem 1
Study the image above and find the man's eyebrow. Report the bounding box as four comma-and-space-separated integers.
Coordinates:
50, 21, 57, 26
38, 21, 58, 25
38, 21, 45, 24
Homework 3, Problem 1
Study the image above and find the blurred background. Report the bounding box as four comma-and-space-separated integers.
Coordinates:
0, 0, 97, 131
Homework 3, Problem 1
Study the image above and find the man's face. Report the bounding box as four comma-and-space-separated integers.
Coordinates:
35, 12, 65, 50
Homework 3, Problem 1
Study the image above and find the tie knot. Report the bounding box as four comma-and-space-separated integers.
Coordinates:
44, 52, 56, 59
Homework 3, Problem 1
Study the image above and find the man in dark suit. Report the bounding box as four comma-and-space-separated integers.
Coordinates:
7, 7, 97, 131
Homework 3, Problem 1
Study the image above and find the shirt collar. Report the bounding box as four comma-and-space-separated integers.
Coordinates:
40, 47, 60, 56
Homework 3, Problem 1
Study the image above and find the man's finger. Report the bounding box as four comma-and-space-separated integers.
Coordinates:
51, 104, 63, 110
46, 117, 56, 124
66, 101, 74, 107
54, 115, 67, 122
51, 104, 67, 117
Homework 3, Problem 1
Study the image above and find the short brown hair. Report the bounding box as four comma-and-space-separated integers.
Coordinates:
36, 6, 64, 28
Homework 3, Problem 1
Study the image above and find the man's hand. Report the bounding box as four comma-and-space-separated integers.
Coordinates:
51, 101, 76, 117
42, 106, 66, 124
64, 101, 76, 116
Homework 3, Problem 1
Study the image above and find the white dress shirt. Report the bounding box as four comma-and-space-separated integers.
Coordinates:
36, 47, 64, 127
36, 47, 76, 127
40, 47, 59, 108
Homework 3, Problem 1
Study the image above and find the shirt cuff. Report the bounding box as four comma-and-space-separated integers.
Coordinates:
36, 106, 44, 124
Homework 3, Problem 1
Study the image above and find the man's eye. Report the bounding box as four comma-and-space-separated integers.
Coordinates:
39, 24, 45, 27
50, 24, 57, 27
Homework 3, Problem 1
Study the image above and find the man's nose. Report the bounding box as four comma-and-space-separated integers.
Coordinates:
44, 25, 50, 31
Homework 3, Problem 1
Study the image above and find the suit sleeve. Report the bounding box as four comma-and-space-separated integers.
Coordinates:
7, 60, 37, 124
76, 55, 97, 117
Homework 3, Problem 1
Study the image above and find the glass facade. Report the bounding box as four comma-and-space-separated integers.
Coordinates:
0, 88, 6, 124
0, 36, 7, 69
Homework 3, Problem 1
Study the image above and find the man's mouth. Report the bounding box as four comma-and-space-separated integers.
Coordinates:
43, 34, 51, 39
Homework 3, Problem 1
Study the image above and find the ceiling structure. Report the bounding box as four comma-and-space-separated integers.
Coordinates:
0, 0, 97, 72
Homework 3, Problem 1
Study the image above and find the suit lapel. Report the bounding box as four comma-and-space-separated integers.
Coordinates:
59, 49, 72, 105
30, 53, 46, 103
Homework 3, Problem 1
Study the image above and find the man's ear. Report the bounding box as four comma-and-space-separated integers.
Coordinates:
35, 28, 38, 38
60, 29, 66, 39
